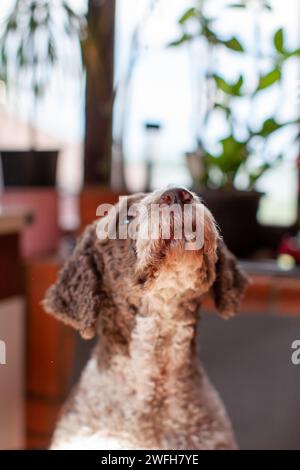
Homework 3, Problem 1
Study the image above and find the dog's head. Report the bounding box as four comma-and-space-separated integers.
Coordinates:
43, 187, 248, 342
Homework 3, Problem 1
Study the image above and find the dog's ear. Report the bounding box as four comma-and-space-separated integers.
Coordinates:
43, 224, 104, 339
210, 239, 248, 318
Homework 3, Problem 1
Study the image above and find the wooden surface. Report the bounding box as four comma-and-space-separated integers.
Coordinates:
0, 298, 25, 449
0, 211, 30, 449
25, 258, 75, 449
0, 208, 32, 236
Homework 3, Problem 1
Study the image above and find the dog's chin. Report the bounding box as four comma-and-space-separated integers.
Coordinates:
135, 233, 204, 285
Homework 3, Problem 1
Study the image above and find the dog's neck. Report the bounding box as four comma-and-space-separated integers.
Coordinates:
99, 256, 205, 402
91, 258, 209, 446
131, 255, 204, 374
98, 292, 201, 384
129, 305, 200, 397
102, 254, 206, 384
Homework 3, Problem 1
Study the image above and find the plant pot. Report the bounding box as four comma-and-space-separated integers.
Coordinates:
0, 150, 58, 187
196, 188, 262, 258
79, 185, 123, 232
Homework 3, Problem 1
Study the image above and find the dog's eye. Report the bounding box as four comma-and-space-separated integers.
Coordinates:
121, 214, 135, 225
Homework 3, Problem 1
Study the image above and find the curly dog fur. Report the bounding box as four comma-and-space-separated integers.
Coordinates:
43, 188, 248, 450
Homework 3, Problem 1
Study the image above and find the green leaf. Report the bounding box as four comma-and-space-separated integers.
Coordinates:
273, 28, 284, 53
249, 163, 271, 186
29, 16, 38, 32
214, 103, 231, 118
213, 74, 244, 96
256, 118, 285, 137
213, 74, 233, 94
233, 74, 244, 95
256, 68, 281, 91
207, 135, 247, 177
222, 37, 244, 52
168, 33, 193, 47
220, 135, 246, 159
202, 24, 218, 44
285, 47, 300, 58
178, 7, 198, 25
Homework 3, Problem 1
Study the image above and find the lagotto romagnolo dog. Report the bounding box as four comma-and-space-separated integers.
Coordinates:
43, 187, 248, 450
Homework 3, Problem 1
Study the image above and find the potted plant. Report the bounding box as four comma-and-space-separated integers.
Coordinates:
170, 0, 300, 256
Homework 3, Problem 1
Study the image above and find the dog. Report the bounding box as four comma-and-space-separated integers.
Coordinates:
43, 187, 248, 450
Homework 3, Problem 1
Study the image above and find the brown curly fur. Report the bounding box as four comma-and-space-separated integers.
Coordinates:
43, 188, 248, 450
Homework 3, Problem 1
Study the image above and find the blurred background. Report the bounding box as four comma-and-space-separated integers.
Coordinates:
0, 0, 300, 450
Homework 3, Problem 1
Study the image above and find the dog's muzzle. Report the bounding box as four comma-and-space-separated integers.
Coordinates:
158, 187, 194, 206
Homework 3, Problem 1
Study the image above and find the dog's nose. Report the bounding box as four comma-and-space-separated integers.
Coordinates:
159, 188, 193, 205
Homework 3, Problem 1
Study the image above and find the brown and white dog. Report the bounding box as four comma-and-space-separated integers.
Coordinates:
43, 187, 248, 450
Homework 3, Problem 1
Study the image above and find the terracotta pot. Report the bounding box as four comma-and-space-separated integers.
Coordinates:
79, 186, 124, 232
196, 188, 262, 258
